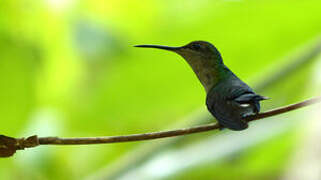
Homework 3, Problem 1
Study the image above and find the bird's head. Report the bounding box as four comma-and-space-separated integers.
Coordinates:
135, 41, 222, 64
135, 41, 225, 92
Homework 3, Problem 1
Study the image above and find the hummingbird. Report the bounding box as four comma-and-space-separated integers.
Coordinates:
135, 41, 268, 130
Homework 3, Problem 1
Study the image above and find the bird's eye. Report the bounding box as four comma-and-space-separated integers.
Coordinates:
191, 44, 201, 50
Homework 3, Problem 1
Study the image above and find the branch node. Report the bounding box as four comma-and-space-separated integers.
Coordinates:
0, 135, 39, 158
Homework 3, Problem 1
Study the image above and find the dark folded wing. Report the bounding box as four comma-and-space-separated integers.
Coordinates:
206, 77, 268, 130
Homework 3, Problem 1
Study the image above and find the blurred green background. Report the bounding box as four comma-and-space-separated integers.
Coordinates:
1, 0, 321, 179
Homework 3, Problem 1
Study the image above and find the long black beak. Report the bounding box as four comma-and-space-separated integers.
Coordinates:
134, 44, 182, 51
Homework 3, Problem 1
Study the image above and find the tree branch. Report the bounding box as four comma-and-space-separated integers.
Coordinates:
1, 96, 320, 157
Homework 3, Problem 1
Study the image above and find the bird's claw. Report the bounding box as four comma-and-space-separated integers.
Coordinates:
218, 124, 225, 130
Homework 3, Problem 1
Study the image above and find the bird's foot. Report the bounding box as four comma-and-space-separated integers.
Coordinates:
218, 124, 225, 130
